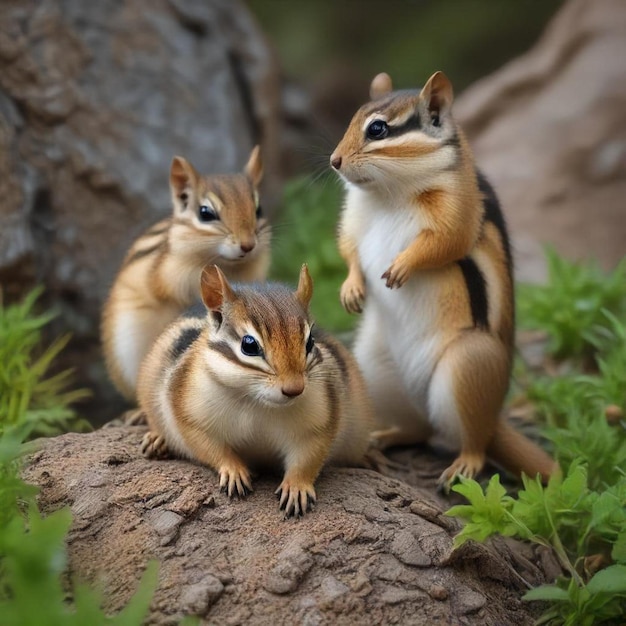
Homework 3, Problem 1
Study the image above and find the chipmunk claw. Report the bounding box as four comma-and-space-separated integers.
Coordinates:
382, 260, 410, 289
141, 431, 170, 459
219, 464, 253, 498
275, 481, 316, 518
340, 278, 365, 313
437, 453, 485, 493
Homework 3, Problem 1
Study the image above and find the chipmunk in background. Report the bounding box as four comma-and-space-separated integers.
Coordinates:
331, 71, 556, 489
137, 264, 375, 517
101, 146, 271, 403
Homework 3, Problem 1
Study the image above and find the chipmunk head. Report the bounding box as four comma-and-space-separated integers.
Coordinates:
200, 264, 320, 406
330, 71, 459, 192
168, 145, 270, 263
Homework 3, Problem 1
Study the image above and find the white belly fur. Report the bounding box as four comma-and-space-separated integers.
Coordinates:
349, 192, 450, 431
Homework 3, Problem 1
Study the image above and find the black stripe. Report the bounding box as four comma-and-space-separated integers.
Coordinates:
476, 169, 513, 271
209, 340, 241, 366
442, 129, 460, 150
171, 327, 202, 360
316, 331, 349, 386
325, 378, 340, 432
386, 112, 422, 138
124, 240, 165, 266
457, 257, 489, 330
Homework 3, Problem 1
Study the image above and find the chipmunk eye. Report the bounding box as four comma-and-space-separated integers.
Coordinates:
255, 205, 262, 219
431, 114, 441, 128
241, 334, 263, 357
366, 119, 389, 140
198, 205, 219, 222
305, 333, 315, 355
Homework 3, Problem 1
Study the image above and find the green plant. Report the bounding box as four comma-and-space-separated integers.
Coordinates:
517, 250, 626, 361
271, 174, 355, 333
0, 289, 158, 625
448, 251, 626, 625
448, 467, 626, 625
0, 288, 91, 438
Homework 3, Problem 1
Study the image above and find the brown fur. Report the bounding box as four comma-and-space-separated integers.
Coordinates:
331, 71, 557, 488
137, 265, 375, 517
101, 146, 271, 403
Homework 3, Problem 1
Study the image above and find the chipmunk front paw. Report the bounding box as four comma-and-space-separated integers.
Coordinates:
437, 453, 486, 493
141, 431, 170, 459
218, 462, 253, 498
382, 253, 412, 289
340, 276, 365, 313
275, 480, 317, 518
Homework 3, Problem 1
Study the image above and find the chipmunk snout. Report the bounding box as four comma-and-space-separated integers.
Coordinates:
240, 240, 256, 253
330, 155, 342, 170
281, 378, 305, 398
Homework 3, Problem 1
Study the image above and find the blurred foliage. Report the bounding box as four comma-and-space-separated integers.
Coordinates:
0, 289, 159, 625
518, 250, 626, 362
248, 0, 564, 92
270, 174, 355, 333
0, 288, 91, 439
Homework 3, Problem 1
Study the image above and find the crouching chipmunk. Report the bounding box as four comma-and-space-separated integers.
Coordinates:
331, 70, 557, 489
101, 146, 271, 404
137, 264, 375, 517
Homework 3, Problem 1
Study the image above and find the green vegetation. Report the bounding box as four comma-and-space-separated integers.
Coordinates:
518, 249, 626, 361
270, 174, 356, 333
0, 287, 91, 439
0, 289, 157, 625
448, 253, 626, 625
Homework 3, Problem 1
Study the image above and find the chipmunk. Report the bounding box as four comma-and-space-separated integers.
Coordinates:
137, 264, 375, 517
101, 146, 271, 404
331, 71, 557, 489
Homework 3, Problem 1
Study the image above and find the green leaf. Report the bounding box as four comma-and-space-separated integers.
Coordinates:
523, 584, 570, 602
586, 564, 626, 595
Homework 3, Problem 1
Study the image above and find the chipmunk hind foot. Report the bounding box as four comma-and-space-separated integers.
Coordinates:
437, 452, 486, 493
141, 431, 171, 459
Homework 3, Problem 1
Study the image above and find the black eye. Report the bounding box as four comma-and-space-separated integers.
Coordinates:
366, 119, 389, 140
305, 333, 315, 355
198, 205, 219, 222
241, 335, 263, 357
255, 205, 262, 219
431, 114, 440, 127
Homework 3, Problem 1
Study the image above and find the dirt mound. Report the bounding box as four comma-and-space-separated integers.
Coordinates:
23, 426, 550, 625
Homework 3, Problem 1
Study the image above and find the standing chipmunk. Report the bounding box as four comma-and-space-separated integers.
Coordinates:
331, 71, 556, 489
137, 264, 375, 517
101, 146, 271, 403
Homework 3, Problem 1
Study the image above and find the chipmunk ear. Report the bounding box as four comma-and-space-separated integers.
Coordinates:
201, 265, 236, 324
419, 71, 454, 120
244, 145, 263, 188
170, 156, 199, 212
370, 72, 393, 100
295, 264, 313, 309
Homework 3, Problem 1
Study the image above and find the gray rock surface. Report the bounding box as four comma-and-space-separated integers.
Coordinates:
455, 0, 626, 282
23, 426, 548, 625
0, 0, 281, 421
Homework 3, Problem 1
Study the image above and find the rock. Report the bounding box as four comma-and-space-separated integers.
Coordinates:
23, 426, 544, 625
455, 0, 626, 282
0, 0, 282, 423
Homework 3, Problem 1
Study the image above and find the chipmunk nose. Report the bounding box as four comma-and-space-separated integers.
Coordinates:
240, 240, 256, 253
330, 155, 342, 170
281, 379, 304, 398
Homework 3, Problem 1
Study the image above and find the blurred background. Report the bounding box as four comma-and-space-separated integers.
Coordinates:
0, 0, 623, 424
249, 0, 564, 172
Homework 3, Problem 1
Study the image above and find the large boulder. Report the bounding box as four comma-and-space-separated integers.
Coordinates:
0, 0, 281, 422
455, 0, 626, 282
23, 426, 549, 625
